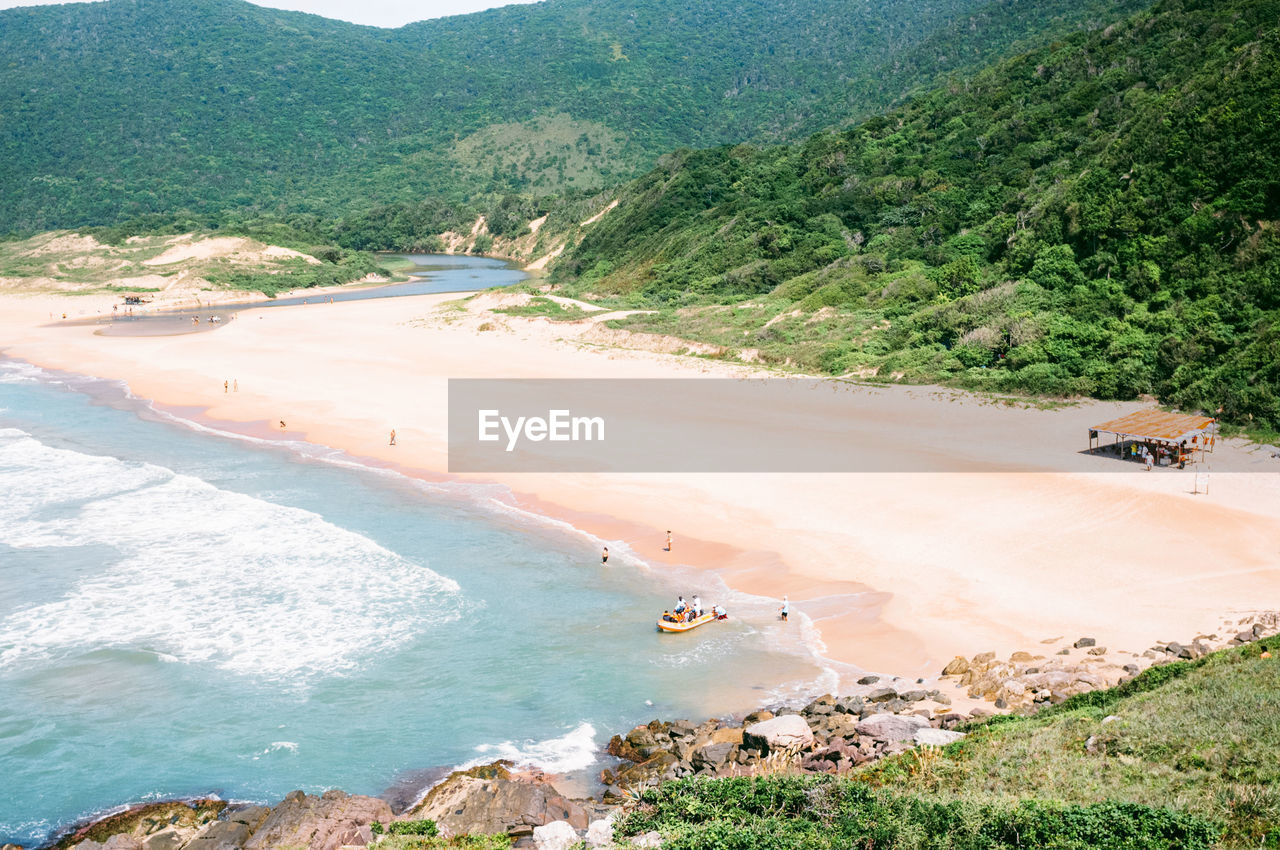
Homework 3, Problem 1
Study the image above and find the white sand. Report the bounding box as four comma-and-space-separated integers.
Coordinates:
3, 289, 1278, 684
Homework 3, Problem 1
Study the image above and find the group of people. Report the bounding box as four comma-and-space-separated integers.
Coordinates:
661, 594, 728, 623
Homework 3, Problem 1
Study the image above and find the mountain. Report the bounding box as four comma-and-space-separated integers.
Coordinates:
2, 0, 1147, 231
550, 0, 1280, 428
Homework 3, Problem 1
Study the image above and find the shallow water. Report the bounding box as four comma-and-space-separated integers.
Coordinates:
0, 359, 831, 846
85, 253, 526, 337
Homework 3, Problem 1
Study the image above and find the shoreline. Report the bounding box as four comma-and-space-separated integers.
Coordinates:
3, 287, 1280, 682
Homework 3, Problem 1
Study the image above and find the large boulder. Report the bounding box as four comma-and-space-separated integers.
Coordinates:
913, 728, 966, 747
409, 770, 588, 837
742, 715, 815, 751
855, 713, 929, 742
532, 820, 579, 850
941, 656, 969, 676
244, 791, 391, 850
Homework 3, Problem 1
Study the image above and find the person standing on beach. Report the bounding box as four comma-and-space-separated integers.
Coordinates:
389, 429, 397, 446
665, 531, 673, 552
601, 546, 609, 564
224, 380, 228, 394
780, 595, 789, 622
233, 379, 238, 392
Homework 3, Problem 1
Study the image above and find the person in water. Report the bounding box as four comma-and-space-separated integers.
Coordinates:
780, 595, 789, 621
665, 530, 673, 551
601, 546, 609, 564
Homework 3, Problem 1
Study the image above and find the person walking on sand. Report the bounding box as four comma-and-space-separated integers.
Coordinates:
389, 429, 397, 446
780, 595, 789, 622
601, 546, 609, 564
665, 530, 673, 552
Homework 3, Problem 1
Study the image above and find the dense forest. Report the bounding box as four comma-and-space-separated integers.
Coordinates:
549, 0, 1280, 429
1, 0, 1147, 232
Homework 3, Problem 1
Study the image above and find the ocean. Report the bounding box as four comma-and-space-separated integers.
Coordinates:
0, 357, 832, 846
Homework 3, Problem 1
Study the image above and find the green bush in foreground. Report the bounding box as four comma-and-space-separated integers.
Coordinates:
618, 776, 1218, 849
373, 835, 506, 850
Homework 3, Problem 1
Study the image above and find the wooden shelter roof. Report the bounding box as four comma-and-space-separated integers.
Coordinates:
1091, 410, 1215, 442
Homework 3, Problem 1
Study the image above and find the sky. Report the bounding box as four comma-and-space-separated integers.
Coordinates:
0, 0, 540, 28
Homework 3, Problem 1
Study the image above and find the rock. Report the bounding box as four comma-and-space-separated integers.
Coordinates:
1010, 651, 1035, 662
585, 815, 615, 848
668, 720, 695, 738
1123, 663, 1140, 676
408, 769, 587, 838
693, 742, 734, 769
532, 820, 579, 850
1057, 648, 1070, 655
630, 832, 663, 848
1087, 647, 1107, 656
882, 740, 916, 756
102, 839, 141, 850
941, 656, 969, 676
742, 710, 774, 724
913, 728, 965, 747
3, 844, 24, 850
140, 832, 184, 850
245, 791, 390, 850
1102, 715, 1122, 724
183, 821, 254, 850
710, 726, 743, 745
972, 651, 996, 664
743, 715, 815, 751
1165, 641, 1186, 657
1074, 637, 1096, 648
1235, 630, 1256, 643
900, 690, 927, 703
855, 713, 929, 742
867, 687, 897, 703
857, 675, 880, 685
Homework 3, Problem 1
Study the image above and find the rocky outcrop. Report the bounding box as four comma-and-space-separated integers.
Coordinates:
742, 715, 814, 751
406, 765, 591, 839
940, 612, 1280, 712
244, 791, 390, 850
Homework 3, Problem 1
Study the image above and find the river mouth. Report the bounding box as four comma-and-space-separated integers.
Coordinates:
60, 254, 526, 337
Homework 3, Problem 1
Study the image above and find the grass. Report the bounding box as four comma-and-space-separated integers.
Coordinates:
373, 835, 510, 850
614, 637, 1280, 849
863, 636, 1280, 847
492, 296, 593, 321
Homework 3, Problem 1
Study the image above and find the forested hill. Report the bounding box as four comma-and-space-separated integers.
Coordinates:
3, 0, 1144, 231
553, 0, 1280, 428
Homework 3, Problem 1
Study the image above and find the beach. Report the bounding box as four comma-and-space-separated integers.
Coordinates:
3, 284, 1280, 683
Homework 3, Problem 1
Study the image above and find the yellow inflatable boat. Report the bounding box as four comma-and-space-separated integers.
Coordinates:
657, 612, 718, 632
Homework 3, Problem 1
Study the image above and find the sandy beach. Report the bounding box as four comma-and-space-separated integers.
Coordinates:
4, 286, 1280, 684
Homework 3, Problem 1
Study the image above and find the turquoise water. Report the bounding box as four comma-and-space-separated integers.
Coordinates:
0, 359, 829, 846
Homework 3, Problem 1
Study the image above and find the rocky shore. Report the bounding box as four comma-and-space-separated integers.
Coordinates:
23, 611, 1277, 850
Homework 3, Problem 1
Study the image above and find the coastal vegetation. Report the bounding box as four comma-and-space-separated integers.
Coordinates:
615, 636, 1280, 848
0, 230, 382, 298
547, 0, 1280, 429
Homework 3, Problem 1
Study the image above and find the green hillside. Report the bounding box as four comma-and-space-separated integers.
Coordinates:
614, 636, 1280, 848
2, 0, 1151, 232
552, 0, 1280, 429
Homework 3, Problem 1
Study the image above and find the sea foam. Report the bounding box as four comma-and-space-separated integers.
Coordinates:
0, 429, 463, 685
469, 722, 599, 774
